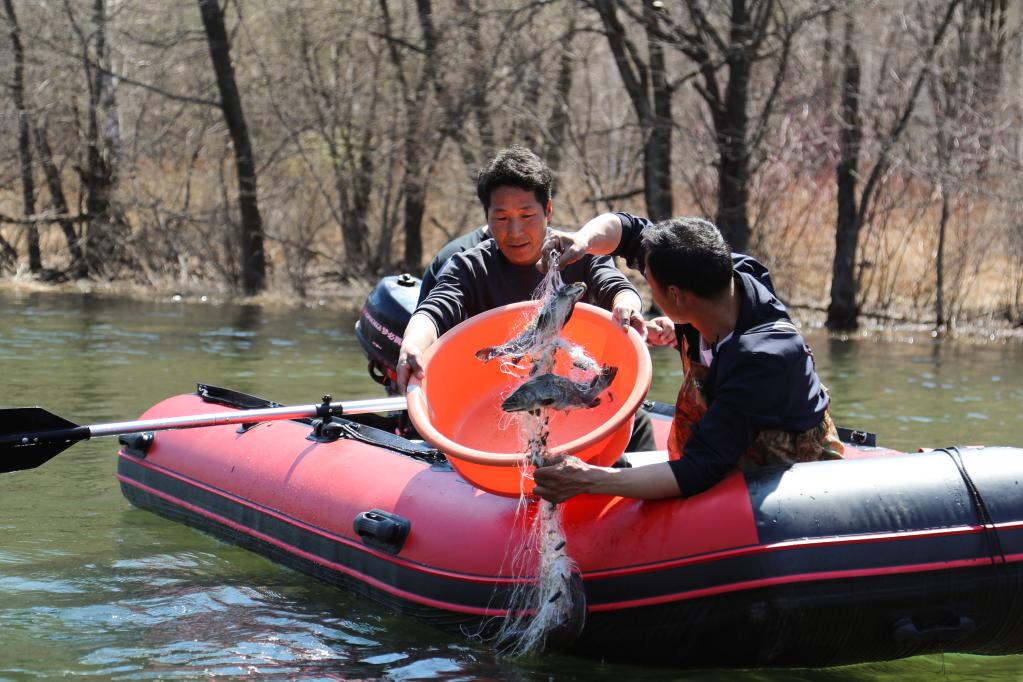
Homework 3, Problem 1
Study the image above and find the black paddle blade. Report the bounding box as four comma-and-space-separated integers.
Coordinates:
0, 407, 88, 473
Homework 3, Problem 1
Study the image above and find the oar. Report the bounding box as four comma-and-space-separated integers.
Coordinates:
0, 395, 407, 474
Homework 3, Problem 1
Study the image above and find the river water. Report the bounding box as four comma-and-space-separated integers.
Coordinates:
1, 289, 1022, 681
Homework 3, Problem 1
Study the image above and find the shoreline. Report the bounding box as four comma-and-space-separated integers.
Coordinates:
0, 273, 372, 313
3, 275, 1022, 346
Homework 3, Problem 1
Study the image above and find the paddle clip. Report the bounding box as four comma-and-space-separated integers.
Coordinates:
307, 394, 344, 443
118, 432, 154, 458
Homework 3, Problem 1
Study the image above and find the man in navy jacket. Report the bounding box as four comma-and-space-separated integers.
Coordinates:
533, 213, 843, 502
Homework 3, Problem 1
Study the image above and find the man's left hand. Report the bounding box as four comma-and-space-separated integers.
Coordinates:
644, 316, 676, 347
612, 304, 647, 339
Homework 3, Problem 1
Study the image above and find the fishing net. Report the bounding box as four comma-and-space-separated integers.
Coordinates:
489, 410, 585, 657
482, 246, 599, 656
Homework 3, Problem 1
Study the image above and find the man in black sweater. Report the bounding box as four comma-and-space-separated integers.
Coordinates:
397, 146, 654, 392
397, 147, 665, 452
532, 213, 843, 502
417, 225, 489, 306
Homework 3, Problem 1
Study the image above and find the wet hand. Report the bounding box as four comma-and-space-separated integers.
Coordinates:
538, 230, 588, 273
644, 316, 676, 347
395, 346, 426, 395
612, 305, 647, 339
532, 456, 594, 504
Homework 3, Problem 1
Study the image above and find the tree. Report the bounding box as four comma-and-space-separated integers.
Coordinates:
542, 5, 580, 176
826, 1, 961, 330
828, 11, 862, 332
626, 0, 818, 252
197, 0, 267, 295
3, 0, 41, 273
591, 0, 674, 222
65, 0, 131, 277
379, 0, 463, 272
925, 0, 1010, 332
34, 117, 87, 279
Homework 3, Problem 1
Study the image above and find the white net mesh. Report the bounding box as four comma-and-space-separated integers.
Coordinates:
478, 245, 607, 656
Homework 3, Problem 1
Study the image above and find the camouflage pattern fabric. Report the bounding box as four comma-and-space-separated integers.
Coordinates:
666, 344, 708, 461
667, 338, 844, 467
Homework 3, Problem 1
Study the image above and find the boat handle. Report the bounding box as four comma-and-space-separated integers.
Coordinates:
354, 509, 411, 555
893, 614, 976, 644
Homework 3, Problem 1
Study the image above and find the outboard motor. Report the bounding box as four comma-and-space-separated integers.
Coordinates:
355, 273, 421, 396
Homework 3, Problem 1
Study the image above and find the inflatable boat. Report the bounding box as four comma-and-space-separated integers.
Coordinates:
116, 382, 1023, 668
109, 276, 1023, 667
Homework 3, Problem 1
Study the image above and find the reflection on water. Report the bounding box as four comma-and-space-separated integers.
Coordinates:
821, 335, 1023, 451
1, 290, 1022, 680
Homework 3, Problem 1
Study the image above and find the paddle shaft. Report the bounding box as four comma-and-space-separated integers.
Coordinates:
0, 396, 407, 448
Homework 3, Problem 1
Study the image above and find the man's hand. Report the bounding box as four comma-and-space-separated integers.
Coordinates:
536, 214, 626, 272
538, 229, 589, 272
396, 313, 439, 394
535, 459, 683, 502
395, 346, 425, 395
532, 456, 598, 504
613, 303, 647, 339
644, 316, 676, 347
611, 290, 646, 338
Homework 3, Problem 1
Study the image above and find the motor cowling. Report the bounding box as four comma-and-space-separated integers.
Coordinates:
355, 273, 421, 395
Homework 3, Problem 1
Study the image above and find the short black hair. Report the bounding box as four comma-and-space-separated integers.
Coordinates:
476, 145, 553, 214
641, 217, 733, 298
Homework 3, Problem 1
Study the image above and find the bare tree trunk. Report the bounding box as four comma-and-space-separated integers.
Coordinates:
4, 0, 41, 272
827, 13, 861, 331
453, 0, 494, 153
644, 0, 673, 222
593, 0, 673, 221
198, 0, 266, 295
0, 234, 17, 272
517, 66, 543, 151
626, 1, 813, 246
821, 8, 834, 86
713, 1, 753, 251
34, 119, 88, 279
402, 169, 426, 272
380, 0, 440, 272
331, 115, 376, 279
79, 0, 129, 277
928, 0, 992, 333
95, 0, 121, 179
935, 185, 949, 331
544, 8, 578, 175
977, 0, 1007, 155
826, 1, 961, 330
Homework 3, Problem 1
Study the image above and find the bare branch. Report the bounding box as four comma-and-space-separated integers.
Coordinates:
0, 211, 89, 225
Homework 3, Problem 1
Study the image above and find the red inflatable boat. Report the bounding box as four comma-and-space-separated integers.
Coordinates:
116, 383, 1023, 668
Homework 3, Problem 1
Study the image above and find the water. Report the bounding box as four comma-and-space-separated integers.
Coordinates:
1, 289, 1022, 681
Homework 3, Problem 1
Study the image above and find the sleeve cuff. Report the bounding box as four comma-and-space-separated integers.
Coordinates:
667, 456, 719, 499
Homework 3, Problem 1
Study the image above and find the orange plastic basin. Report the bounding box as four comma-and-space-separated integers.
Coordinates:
407, 301, 652, 496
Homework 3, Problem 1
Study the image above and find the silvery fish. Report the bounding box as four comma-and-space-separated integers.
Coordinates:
475, 282, 587, 363
501, 365, 618, 413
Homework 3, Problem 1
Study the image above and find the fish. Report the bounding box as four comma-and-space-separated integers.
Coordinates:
501, 364, 618, 413
475, 282, 587, 364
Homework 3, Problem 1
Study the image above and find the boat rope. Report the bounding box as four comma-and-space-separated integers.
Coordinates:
938, 446, 1006, 568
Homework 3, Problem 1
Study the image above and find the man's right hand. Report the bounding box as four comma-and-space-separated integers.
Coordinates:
537, 213, 625, 273
396, 313, 439, 394
395, 346, 425, 395
538, 229, 589, 272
